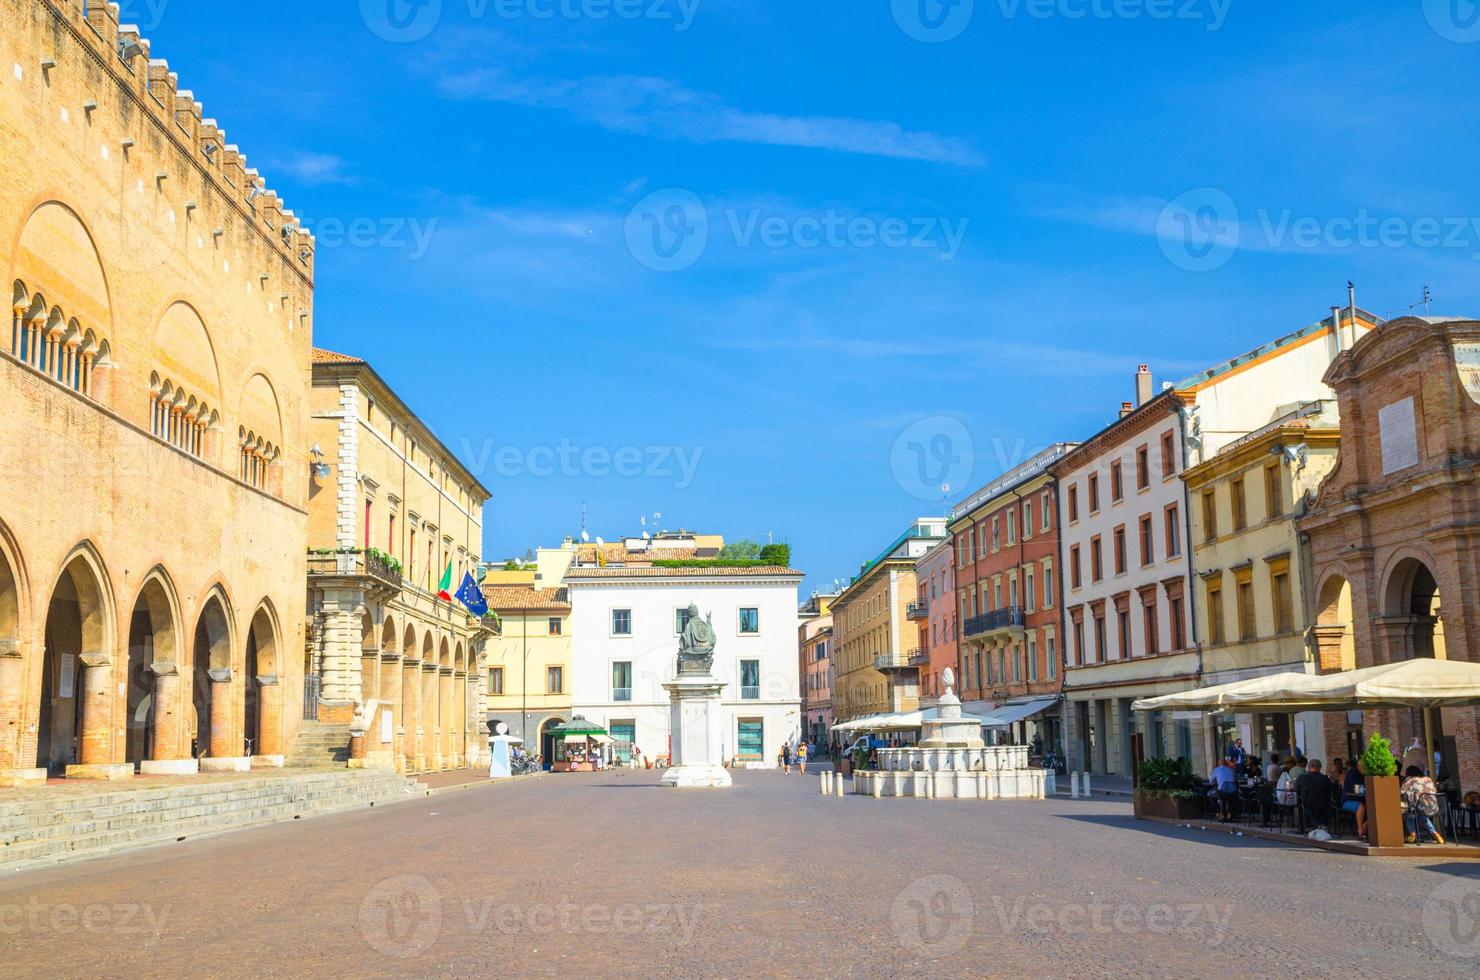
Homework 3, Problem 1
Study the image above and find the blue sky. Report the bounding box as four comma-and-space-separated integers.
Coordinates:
141, 1, 1480, 592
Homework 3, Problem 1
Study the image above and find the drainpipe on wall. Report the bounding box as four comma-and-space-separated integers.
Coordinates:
1347, 281, 1358, 350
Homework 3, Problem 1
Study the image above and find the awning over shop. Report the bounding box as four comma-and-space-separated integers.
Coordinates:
1131, 660, 1480, 714
831, 705, 1006, 733
979, 696, 1061, 729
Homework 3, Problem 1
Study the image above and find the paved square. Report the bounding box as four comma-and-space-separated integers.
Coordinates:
2, 769, 1478, 977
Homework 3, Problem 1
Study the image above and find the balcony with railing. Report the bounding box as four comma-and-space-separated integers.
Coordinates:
307, 548, 403, 595
906, 648, 928, 666
613, 687, 632, 702
906, 598, 929, 621
873, 652, 915, 671
963, 606, 1026, 640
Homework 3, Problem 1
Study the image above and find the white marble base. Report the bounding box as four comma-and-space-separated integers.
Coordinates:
250, 755, 285, 769
140, 759, 200, 776
853, 767, 1048, 800
659, 763, 733, 788
200, 756, 253, 773
660, 671, 731, 790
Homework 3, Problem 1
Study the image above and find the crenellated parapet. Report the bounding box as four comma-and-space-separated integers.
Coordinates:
18, 0, 316, 289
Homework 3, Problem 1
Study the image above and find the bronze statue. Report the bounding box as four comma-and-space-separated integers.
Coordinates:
677, 603, 716, 675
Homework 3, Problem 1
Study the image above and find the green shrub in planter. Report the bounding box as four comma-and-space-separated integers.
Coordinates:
1360, 733, 1398, 778
1135, 756, 1197, 800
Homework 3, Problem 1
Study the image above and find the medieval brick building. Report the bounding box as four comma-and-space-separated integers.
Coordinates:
0, 1, 314, 784
1300, 315, 1480, 791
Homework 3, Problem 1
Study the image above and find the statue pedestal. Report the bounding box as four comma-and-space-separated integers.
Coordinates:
659, 674, 732, 789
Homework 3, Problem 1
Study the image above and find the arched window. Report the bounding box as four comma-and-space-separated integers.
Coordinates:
149, 374, 212, 458
10, 282, 106, 398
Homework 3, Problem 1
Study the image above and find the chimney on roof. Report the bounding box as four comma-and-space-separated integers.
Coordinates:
1135, 364, 1153, 406
1331, 305, 1345, 354
1119, 401, 1135, 419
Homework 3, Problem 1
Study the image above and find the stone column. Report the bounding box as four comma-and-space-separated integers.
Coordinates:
1372, 616, 1418, 666
254, 673, 283, 764
317, 589, 365, 721
424, 664, 442, 770
0, 639, 44, 787
66, 652, 132, 780
1310, 624, 1350, 674
402, 659, 422, 772
439, 668, 455, 768
203, 667, 247, 769
455, 671, 468, 768
376, 653, 402, 771
139, 661, 198, 775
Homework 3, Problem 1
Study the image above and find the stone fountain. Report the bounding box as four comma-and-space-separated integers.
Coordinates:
851, 668, 1050, 800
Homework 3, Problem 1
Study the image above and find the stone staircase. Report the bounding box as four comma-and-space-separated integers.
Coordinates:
0, 769, 426, 874
285, 721, 352, 768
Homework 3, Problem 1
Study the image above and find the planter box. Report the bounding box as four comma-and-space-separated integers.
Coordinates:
1134, 794, 1203, 820
1366, 774, 1404, 848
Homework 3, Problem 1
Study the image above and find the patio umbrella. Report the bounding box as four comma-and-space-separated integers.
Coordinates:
1133, 659, 1480, 777
545, 715, 608, 738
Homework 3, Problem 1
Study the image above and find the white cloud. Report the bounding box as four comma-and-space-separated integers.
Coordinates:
438, 69, 984, 168
277, 151, 356, 186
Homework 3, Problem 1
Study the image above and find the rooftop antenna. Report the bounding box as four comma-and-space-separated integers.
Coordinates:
580, 500, 589, 541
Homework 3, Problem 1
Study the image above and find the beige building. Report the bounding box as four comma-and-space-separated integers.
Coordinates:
305, 349, 493, 773
831, 519, 946, 723
1180, 405, 1340, 766
482, 582, 572, 760
1, 6, 315, 785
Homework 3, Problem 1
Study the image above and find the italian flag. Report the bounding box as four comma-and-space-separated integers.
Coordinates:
436, 561, 454, 602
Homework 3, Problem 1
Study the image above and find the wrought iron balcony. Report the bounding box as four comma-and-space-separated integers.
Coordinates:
963, 606, 1026, 639
307, 549, 403, 594
873, 653, 915, 671
906, 599, 929, 620
613, 687, 632, 702
907, 649, 929, 666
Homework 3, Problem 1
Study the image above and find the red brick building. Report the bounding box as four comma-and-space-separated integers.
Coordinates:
911, 539, 956, 705
1301, 315, 1480, 791
949, 445, 1075, 750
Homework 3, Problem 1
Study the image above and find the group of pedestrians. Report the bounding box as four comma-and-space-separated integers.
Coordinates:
778, 741, 811, 774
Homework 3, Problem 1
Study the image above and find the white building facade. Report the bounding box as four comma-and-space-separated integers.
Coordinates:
567, 566, 804, 768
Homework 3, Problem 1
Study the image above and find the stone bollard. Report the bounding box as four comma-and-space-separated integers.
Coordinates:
1071, 771, 1080, 799
836, 772, 846, 797
821, 771, 830, 795
1083, 772, 1092, 797
872, 776, 883, 799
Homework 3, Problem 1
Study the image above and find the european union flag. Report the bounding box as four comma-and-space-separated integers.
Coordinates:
455, 571, 488, 617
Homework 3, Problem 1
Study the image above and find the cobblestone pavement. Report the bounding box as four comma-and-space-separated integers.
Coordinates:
2, 768, 1479, 978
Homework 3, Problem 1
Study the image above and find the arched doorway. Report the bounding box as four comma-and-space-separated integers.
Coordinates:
421, 633, 437, 769
246, 605, 280, 758
540, 717, 565, 771
1313, 574, 1357, 672
38, 552, 112, 774
1385, 557, 1446, 661
401, 624, 419, 771
125, 574, 178, 766
0, 526, 26, 776
192, 594, 234, 759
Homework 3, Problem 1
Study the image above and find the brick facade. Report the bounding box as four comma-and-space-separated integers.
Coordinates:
0, 1, 313, 784
1300, 316, 1480, 792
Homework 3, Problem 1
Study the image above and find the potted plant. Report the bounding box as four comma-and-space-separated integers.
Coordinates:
1133, 757, 1203, 820
1360, 734, 1403, 847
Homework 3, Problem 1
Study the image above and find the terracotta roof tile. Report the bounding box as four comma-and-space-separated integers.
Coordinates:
565, 565, 802, 579
312, 347, 364, 365
480, 586, 571, 611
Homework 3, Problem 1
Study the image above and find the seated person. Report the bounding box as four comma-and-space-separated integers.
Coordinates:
1275, 760, 1299, 807
1265, 753, 1283, 784
1210, 757, 1238, 820
1294, 759, 1334, 830
1401, 765, 1443, 844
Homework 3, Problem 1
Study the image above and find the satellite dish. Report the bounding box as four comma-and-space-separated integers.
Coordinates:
643, 532, 651, 540
580, 530, 590, 543
596, 536, 605, 546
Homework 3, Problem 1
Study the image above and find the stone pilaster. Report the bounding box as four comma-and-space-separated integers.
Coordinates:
317, 588, 365, 707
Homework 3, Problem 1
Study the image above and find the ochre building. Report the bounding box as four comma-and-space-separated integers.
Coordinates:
306, 349, 492, 773
1, 2, 316, 785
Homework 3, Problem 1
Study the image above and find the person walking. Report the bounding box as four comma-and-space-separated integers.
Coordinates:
797, 741, 809, 775
779, 742, 793, 774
